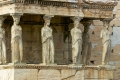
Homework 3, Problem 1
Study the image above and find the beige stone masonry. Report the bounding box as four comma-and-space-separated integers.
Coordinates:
0, 65, 115, 80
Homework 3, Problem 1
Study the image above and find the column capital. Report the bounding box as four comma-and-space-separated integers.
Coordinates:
43, 15, 54, 21
81, 20, 93, 27
10, 13, 23, 19
101, 18, 112, 28
70, 16, 83, 22
0, 16, 6, 23
10, 13, 23, 16
10, 13, 23, 25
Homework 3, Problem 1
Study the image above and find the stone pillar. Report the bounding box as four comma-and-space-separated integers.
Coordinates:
0, 16, 6, 64
70, 16, 83, 65
100, 19, 112, 65
10, 13, 23, 64
41, 15, 55, 65
81, 21, 92, 65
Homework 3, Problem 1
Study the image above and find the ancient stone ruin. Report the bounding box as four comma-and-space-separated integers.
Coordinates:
0, 0, 118, 80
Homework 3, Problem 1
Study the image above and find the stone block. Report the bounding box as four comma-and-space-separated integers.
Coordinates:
0, 65, 115, 80
38, 69, 61, 80
61, 70, 76, 80
85, 69, 99, 79
85, 69, 113, 79
0, 69, 38, 80
98, 70, 113, 79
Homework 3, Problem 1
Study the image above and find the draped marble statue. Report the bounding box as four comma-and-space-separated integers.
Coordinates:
41, 15, 54, 65
0, 16, 6, 64
71, 17, 82, 65
11, 14, 23, 64
82, 22, 92, 65
100, 20, 111, 65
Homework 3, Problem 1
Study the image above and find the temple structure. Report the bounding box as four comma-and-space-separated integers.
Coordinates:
0, 0, 117, 80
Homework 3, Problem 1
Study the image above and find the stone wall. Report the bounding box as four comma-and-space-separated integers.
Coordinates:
0, 65, 115, 80
88, 1, 120, 80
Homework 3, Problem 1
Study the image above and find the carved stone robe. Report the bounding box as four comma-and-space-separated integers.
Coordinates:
71, 27, 82, 64
82, 32, 90, 64
41, 26, 54, 64
100, 29, 111, 64
0, 28, 6, 64
11, 25, 23, 63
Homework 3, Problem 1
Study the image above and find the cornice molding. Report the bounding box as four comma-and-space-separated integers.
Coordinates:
0, 64, 115, 70
0, 1, 117, 11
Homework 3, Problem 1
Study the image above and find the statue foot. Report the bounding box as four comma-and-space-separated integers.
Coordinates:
40, 63, 47, 65
9, 62, 26, 65
102, 62, 105, 65
47, 63, 57, 66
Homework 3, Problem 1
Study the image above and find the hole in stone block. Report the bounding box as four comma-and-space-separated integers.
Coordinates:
111, 49, 114, 53
90, 60, 94, 64
92, 31, 95, 35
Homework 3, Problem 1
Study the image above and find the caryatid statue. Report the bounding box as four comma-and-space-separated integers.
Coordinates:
82, 21, 92, 65
41, 15, 54, 65
100, 19, 111, 65
11, 14, 23, 64
0, 16, 6, 64
71, 17, 82, 65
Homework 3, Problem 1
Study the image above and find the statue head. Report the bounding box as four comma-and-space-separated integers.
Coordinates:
102, 19, 111, 30
0, 16, 5, 28
71, 16, 82, 28
83, 22, 91, 33
11, 14, 21, 25
103, 21, 109, 29
74, 20, 79, 28
13, 16, 20, 25
43, 15, 53, 27
44, 19, 50, 27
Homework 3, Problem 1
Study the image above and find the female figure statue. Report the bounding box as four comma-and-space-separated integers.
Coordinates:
11, 14, 23, 64
71, 17, 82, 65
100, 21, 111, 65
82, 25, 90, 65
0, 17, 6, 64
41, 15, 54, 65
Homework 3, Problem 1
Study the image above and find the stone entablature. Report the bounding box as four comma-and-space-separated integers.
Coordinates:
0, 0, 117, 18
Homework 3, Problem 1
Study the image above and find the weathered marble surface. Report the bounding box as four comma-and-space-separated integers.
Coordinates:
0, 69, 37, 80
100, 19, 111, 65
71, 16, 82, 65
41, 15, 55, 65
0, 2, 114, 18
11, 13, 23, 64
0, 65, 115, 80
0, 16, 6, 64
38, 69, 61, 80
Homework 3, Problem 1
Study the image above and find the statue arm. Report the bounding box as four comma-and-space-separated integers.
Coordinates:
19, 27, 22, 39
3, 30, 6, 43
41, 28, 47, 43
11, 27, 13, 43
100, 30, 103, 39
71, 29, 76, 47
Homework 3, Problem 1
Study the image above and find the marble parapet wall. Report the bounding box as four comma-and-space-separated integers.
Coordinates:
0, 65, 115, 80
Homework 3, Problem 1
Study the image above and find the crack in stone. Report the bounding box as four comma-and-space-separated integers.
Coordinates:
62, 70, 78, 80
